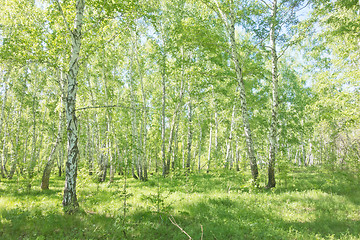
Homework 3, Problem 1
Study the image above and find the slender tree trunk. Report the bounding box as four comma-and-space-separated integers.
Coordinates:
166, 83, 184, 173
212, 0, 258, 182
28, 94, 38, 180
235, 140, 240, 171
41, 133, 60, 190
198, 121, 202, 173
87, 122, 94, 175
161, 53, 167, 177
1, 123, 8, 179
129, 41, 139, 180
207, 123, 212, 173
228, 14, 258, 182
0, 77, 9, 179
101, 148, 108, 182
21, 135, 29, 175
8, 89, 25, 179
41, 105, 63, 190
308, 141, 313, 165
214, 103, 219, 166
58, 145, 63, 177
182, 134, 186, 169
172, 119, 180, 170
186, 83, 193, 171
135, 35, 148, 181
225, 105, 235, 169
61, 0, 85, 213
320, 137, 323, 165
267, 0, 279, 188
167, 48, 185, 173
302, 141, 306, 166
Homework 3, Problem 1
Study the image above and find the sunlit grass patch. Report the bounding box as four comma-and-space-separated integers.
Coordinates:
0, 167, 359, 239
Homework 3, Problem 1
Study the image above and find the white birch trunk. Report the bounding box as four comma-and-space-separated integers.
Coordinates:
267, 0, 279, 188
41, 110, 63, 190
198, 121, 202, 173
186, 83, 193, 171
62, 0, 85, 213
207, 124, 212, 173
227, 6, 259, 181
225, 105, 236, 169
0, 72, 9, 178
161, 53, 167, 177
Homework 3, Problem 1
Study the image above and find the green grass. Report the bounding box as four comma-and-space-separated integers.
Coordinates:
1, 167, 359, 239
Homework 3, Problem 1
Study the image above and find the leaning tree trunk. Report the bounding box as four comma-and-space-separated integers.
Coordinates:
41, 130, 61, 190
211, 0, 258, 182
227, 8, 258, 182
267, 0, 279, 189
60, 0, 85, 213
41, 106, 63, 190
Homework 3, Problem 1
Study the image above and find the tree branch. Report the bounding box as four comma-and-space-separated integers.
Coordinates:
278, 42, 291, 59
79, 31, 121, 66
75, 104, 143, 112
260, 0, 271, 9
55, 0, 72, 35
169, 216, 192, 240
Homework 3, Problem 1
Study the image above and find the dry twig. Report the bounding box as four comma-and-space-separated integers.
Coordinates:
169, 215, 192, 240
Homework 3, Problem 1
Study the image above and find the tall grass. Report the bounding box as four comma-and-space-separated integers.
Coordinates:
0, 167, 359, 239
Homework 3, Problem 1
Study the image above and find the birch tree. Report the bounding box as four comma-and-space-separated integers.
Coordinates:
204, 0, 259, 182
56, 0, 85, 213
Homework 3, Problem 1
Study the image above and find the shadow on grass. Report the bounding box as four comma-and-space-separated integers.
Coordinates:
139, 170, 247, 195
152, 194, 360, 240
0, 208, 127, 240
274, 167, 360, 205
1, 167, 359, 239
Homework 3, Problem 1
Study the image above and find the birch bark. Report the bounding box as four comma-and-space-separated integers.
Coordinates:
41, 109, 63, 190
267, 0, 279, 188
186, 82, 193, 171
206, 123, 212, 173
161, 53, 167, 177
0, 70, 9, 178
213, 0, 259, 181
60, 0, 85, 213
225, 105, 236, 169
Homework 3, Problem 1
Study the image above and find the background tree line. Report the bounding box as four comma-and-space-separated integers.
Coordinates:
0, 0, 359, 212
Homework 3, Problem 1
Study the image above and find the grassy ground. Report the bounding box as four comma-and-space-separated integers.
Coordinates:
0, 166, 359, 239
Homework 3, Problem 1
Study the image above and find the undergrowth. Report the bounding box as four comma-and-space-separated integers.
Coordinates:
0, 167, 359, 239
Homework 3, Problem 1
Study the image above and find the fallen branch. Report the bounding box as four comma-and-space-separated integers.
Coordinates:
169, 215, 192, 239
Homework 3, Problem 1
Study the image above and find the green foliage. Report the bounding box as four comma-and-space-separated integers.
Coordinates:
0, 0, 359, 238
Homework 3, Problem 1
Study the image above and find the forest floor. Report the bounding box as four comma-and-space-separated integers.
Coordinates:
0, 166, 359, 240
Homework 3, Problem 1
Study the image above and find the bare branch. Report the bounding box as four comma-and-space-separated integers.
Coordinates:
169, 216, 192, 240
201, 0, 229, 31
75, 104, 143, 112
260, 0, 271, 9
79, 31, 121, 66
277, 42, 291, 59
55, 0, 72, 35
